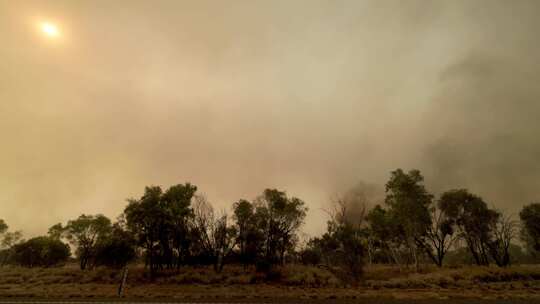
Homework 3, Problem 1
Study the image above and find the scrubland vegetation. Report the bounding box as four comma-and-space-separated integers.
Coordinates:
0, 264, 540, 300
1, 168, 540, 299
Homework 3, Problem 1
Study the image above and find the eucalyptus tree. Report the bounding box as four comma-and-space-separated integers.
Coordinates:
124, 183, 198, 276
0, 220, 24, 266
124, 186, 165, 276
1, 231, 23, 249
420, 205, 458, 267
48, 223, 64, 240
232, 199, 260, 267
367, 205, 405, 267
439, 189, 498, 266
161, 183, 197, 269
255, 189, 308, 266
384, 169, 433, 271
63, 214, 112, 270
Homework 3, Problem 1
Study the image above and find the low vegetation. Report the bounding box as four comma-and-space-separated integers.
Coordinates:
0, 264, 540, 300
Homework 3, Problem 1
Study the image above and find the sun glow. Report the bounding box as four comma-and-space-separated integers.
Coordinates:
40, 22, 60, 37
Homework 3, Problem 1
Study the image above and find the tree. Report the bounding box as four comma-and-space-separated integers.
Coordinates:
94, 224, 137, 268
124, 183, 197, 276
331, 222, 365, 281
439, 189, 498, 266
418, 201, 459, 267
161, 183, 197, 269
48, 223, 64, 240
63, 214, 112, 270
232, 199, 260, 267
255, 189, 308, 267
1, 230, 23, 249
0, 220, 24, 266
306, 196, 367, 282
11, 237, 70, 267
327, 183, 381, 266
192, 195, 237, 272
367, 205, 405, 268
520, 203, 540, 254
124, 186, 163, 276
487, 211, 518, 267
384, 169, 433, 271
0, 229, 23, 266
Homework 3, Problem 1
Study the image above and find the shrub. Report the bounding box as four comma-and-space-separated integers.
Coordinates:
299, 248, 321, 265
11, 237, 70, 267
225, 274, 253, 284
282, 265, 339, 287
94, 239, 136, 268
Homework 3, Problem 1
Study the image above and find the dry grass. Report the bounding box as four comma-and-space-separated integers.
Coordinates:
364, 264, 540, 290
0, 264, 539, 300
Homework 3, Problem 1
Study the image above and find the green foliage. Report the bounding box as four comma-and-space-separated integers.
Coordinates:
439, 189, 499, 266
124, 183, 198, 275
0, 220, 24, 266
367, 205, 403, 264
47, 223, 64, 240
385, 169, 433, 242
383, 169, 433, 270
330, 222, 365, 281
6, 172, 537, 277
94, 224, 137, 268
11, 236, 70, 267
255, 189, 308, 267
1, 230, 23, 249
63, 214, 112, 270
308, 200, 365, 282
124, 185, 164, 275
229, 189, 309, 272
233, 199, 260, 266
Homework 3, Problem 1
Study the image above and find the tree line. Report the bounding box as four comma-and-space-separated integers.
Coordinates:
1, 169, 540, 280
304, 169, 540, 278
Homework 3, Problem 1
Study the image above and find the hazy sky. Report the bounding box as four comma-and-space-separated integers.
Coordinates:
1, 0, 539, 237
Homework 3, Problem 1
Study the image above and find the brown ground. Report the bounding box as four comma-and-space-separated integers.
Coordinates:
0, 264, 539, 301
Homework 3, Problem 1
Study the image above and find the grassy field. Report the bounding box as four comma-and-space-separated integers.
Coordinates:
0, 264, 539, 300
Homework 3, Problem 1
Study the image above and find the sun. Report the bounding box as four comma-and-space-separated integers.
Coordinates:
40, 22, 60, 37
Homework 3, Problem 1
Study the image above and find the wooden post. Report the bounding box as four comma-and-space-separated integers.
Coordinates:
118, 266, 129, 297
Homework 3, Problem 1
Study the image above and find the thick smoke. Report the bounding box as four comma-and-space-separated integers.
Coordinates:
0, 0, 539, 237
421, 34, 540, 209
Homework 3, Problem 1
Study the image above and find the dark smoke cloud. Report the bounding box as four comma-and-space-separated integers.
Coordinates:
422, 50, 540, 209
